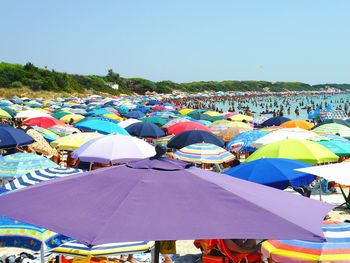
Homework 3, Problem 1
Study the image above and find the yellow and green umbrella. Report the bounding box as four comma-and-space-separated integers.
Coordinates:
0, 108, 12, 119
228, 114, 253, 122
246, 139, 339, 165
51, 132, 103, 151
60, 114, 85, 123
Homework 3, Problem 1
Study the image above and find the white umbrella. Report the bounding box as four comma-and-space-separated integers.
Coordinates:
118, 118, 141, 128
252, 128, 317, 148
15, 110, 51, 119
72, 134, 156, 164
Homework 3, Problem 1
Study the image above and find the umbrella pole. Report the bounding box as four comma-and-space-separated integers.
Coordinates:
40, 242, 45, 263
152, 241, 160, 263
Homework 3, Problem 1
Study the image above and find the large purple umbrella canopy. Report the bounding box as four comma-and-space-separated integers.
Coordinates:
0, 157, 332, 246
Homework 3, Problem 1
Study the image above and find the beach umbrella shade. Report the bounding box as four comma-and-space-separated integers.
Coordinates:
60, 114, 85, 123
152, 135, 175, 145
280, 120, 314, 130
103, 113, 123, 122
51, 240, 154, 257
178, 108, 193, 115
226, 130, 269, 152
261, 116, 291, 127
0, 216, 69, 252
162, 118, 190, 129
251, 128, 318, 148
32, 126, 60, 142
118, 119, 141, 128
0, 153, 58, 179
190, 119, 213, 126
167, 130, 224, 149
175, 143, 235, 164
167, 122, 211, 135
70, 108, 87, 115
48, 125, 81, 137
0, 126, 35, 149
51, 132, 103, 151
203, 111, 222, 117
15, 110, 51, 119
0, 157, 333, 248
187, 112, 212, 121
73, 134, 156, 164
74, 118, 129, 135
126, 122, 165, 138
5, 167, 83, 191
0, 108, 12, 118
141, 116, 167, 127
246, 139, 339, 165
312, 123, 350, 138
216, 124, 253, 142
228, 114, 253, 122
224, 158, 314, 190
86, 109, 111, 117
22, 117, 65, 128
153, 111, 175, 119
126, 111, 145, 119
312, 139, 350, 156
313, 119, 350, 129
51, 111, 72, 119
262, 222, 350, 263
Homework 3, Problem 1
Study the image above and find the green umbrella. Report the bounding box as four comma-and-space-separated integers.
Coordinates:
246, 139, 339, 165
141, 116, 167, 126
312, 123, 350, 138
0, 108, 12, 118
315, 140, 350, 156
52, 111, 72, 119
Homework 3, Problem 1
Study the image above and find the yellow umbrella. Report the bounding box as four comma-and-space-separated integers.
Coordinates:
51, 132, 103, 151
60, 114, 85, 123
204, 111, 222, 117
179, 108, 193, 115
228, 114, 253, 122
103, 114, 123, 121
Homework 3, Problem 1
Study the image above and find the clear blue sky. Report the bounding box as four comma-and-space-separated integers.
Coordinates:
1, 0, 349, 84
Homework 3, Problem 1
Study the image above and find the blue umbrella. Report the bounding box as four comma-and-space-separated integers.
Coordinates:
126, 110, 145, 119
74, 118, 130, 135
261, 116, 291, 127
224, 158, 314, 190
226, 130, 269, 152
85, 109, 111, 117
126, 122, 165, 138
5, 167, 83, 191
168, 130, 224, 149
0, 126, 35, 149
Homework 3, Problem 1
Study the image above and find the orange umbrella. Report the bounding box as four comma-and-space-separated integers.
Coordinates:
280, 120, 314, 130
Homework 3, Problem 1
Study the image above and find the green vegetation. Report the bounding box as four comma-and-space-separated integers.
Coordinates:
0, 61, 349, 95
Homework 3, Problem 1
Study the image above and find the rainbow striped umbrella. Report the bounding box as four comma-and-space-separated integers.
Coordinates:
262, 222, 350, 262
175, 143, 235, 164
51, 240, 154, 257
312, 123, 350, 138
48, 125, 81, 137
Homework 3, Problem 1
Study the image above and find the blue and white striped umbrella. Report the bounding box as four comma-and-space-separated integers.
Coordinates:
5, 167, 83, 191
51, 240, 154, 257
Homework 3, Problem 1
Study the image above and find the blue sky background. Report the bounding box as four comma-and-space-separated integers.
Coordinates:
1, 0, 349, 84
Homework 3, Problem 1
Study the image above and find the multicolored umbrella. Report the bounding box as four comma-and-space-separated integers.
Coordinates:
51, 132, 103, 151
262, 222, 350, 262
0, 108, 12, 118
0, 153, 58, 179
226, 130, 269, 152
51, 240, 154, 257
48, 125, 81, 137
32, 126, 60, 142
246, 139, 339, 165
0, 216, 69, 252
312, 123, 350, 138
162, 118, 190, 128
5, 167, 83, 191
216, 124, 253, 142
175, 143, 235, 164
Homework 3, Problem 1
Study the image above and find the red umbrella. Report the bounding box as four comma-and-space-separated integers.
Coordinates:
22, 117, 65, 128
167, 122, 211, 135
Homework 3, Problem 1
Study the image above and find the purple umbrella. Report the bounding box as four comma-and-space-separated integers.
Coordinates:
0, 156, 332, 248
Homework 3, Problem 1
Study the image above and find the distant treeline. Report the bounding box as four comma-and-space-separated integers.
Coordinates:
0, 62, 349, 95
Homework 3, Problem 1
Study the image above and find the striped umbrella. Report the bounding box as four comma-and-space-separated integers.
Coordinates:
0, 216, 69, 252
32, 126, 60, 142
216, 124, 253, 142
5, 167, 83, 191
262, 222, 350, 262
175, 143, 235, 164
162, 118, 190, 128
48, 125, 81, 136
51, 240, 154, 257
0, 153, 58, 179
312, 123, 350, 138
